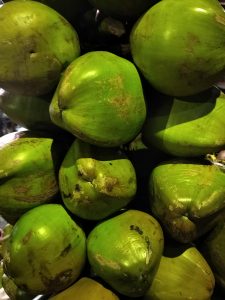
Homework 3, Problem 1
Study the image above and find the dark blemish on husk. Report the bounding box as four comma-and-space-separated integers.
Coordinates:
145, 236, 151, 249
105, 181, 115, 193
139, 271, 149, 284
103, 177, 118, 193
27, 250, 36, 276
22, 231, 32, 245
130, 225, 143, 235
78, 170, 83, 177
109, 162, 112, 165
62, 192, 72, 199
75, 184, 81, 192
71, 226, 77, 232
40, 269, 73, 291
60, 244, 72, 257
128, 177, 134, 184
19, 284, 29, 292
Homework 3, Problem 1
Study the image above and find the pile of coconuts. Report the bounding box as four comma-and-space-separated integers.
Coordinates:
0, 0, 225, 299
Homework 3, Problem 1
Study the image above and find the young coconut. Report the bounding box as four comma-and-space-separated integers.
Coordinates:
0, 1, 80, 96
2, 204, 86, 296
144, 243, 215, 300
0, 131, 66, 224
149, 159, 225, 243
59, 138, 137, 220
49, 51, 146, 147
87, 209, 164, 297
130, 0, 225, 96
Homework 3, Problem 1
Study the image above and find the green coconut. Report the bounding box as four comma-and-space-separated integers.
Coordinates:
130, 0, 225, 96
87, 209, 164, 297
59, 138, 137, 220
3, 204, 86, 296
142, 87, 225, 157
49, 277, 119, 300
49, 51, 146, 147
149, 160, 225, 243
144, 243, 215, 300
0, 0, 80, 95
0, 131, 66, 223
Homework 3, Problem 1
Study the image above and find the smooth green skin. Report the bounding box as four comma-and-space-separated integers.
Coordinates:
0, 92, 60, 132
201, 215, 225, 290
142, 88, 225, 157
149, 161, 225, 243
59, 139, 137, 220
49, 51, 146, 147
0, 131, 62, 223
3, 204, 86, 296
0, 0, 80, 96
88, 0, 156, 20
144, 246, 215, 300
87, 209, 164, 297
130, 0, 225, 96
